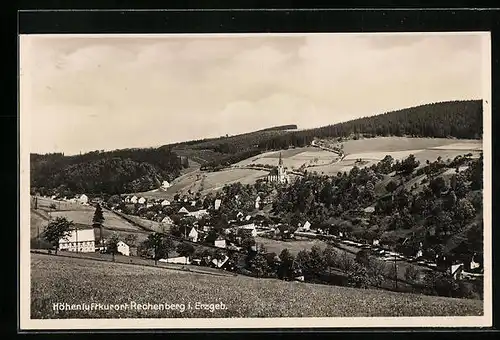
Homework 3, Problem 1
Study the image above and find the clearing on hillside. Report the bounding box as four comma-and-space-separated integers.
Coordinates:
31, 254, 483, 319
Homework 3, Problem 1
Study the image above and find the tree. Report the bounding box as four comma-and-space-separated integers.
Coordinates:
241, 235, 256, 252
248, 252, 270, 277
124, 233, 138, 247
107, 194, 122, 207
385, 180, 398, 193
143, 232, 175, 265
347, 263, 371, 288
92, 203, 105, 247
176, 242, 195, 259
404, 265, 419, 283
106, 233, 120, 262
322, 245, 339, 275
339, 250, 355, 274
397, 154, 420, 175
43, 217, 74, 254
355, 249, 370, 266
455, 198, 476, 227
278, 249, 295, 280
429, 177, 446, 197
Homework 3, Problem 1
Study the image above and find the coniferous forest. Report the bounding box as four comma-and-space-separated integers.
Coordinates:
31, 100, 482, 196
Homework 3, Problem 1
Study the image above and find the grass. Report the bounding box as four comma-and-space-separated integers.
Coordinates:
341, 137, 481, 155
49, 209, 141, 232
30, 253, 483, 319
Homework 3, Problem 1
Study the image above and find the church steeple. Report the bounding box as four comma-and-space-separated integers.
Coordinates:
278, 152, 283, 166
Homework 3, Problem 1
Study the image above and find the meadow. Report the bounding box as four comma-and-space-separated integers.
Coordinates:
30, 253, 483, 319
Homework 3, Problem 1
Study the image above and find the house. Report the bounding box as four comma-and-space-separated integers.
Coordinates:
161, 199, 171, 206
191, 201, 197, 207
178, 206, 190, 214
372, 239, 380, 246
238, 223, 257, 238
58, 225, 95, 253
138, 197, 147, 204
211, 255, 229, 269
214, 237, 226, 249
159, 256, 190, 265
130, 196, 138, 204
214, 199, 222, 210
161, 216, 174, 225
236, 212, 244, 220
363, 206, 375, 214
255, 196, 261, 209
450, 263, 464, 280
180, 226, 199, 242
78, 194, 89, 204
415, 249, 423, 258
470, 257, 481, 270
188, 209, 209, 220
161, 180, 171, 189
146, 203, 154, 208
303, 221, 311, 231
245, 215, 252, 221
117, 241, 130, 256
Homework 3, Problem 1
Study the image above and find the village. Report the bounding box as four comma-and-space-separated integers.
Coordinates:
33, 150, 484, 296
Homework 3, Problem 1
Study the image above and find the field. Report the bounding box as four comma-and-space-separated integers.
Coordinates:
31, 254, 483, 318
49, 209, 141, 232
308, 137, 483, 175
30, 196, 149, 248
132, 168, 269, 199
256, 236, 427, 283
234, 147, 339, 169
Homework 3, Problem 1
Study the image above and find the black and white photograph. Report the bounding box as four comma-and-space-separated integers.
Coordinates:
19, 32, 492, 329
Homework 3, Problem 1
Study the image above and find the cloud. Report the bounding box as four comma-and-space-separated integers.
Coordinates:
20, 33, 486, 155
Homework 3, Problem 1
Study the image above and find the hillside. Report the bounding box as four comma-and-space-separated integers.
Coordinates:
31, 253, 483, 319
30, 100, 482, 197
171, 100, 482, 171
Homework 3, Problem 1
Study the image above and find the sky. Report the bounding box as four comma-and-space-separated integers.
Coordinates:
20, 33, 488, 155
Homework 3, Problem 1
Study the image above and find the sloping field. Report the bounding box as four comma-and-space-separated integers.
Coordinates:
35, 196, 90, 212
310, 138, 482, 175
49, 209, 142, 232
132, 168, 269, 199
31, 254, 482, 319
341, 137, 481, 154
235, 147, 338, 169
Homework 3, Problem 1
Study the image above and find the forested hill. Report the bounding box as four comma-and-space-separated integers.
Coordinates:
168, 100, 482, 170
30, 148, 187, 197
259, 100, 482, 150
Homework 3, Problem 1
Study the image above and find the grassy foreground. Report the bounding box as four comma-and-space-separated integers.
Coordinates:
30, 253, 483, 319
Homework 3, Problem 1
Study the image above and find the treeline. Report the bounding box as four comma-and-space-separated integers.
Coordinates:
31, 148, 186, 197
259, 100, 482, 150
171, 100, 483, 170
257, 124, 298, 132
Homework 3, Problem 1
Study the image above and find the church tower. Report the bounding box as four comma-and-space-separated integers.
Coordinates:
277, 152, 285, 182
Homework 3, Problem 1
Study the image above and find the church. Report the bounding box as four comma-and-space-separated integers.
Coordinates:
267, 153, 290, 184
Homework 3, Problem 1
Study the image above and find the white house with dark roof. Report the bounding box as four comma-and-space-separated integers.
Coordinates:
161, 216, 174, 224
130, 196, 138, 204
187, 209, 208, 220
161, 199, 171, 206
162, 180, 171, 189
214, 199, 222, 210
138, 197, 147, 204
78, 194, 89, 204
58, 225, 95, 253
214, 237, 226, 249
117, 241, 130, 256
178, 206, 190, 214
